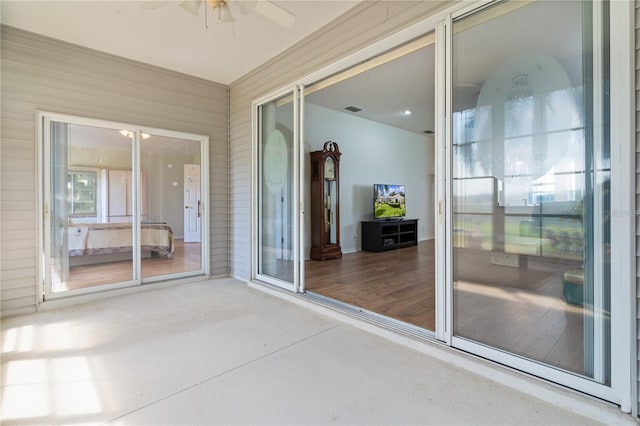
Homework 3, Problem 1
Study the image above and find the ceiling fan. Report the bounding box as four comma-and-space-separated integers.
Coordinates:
142, 0, 295, 29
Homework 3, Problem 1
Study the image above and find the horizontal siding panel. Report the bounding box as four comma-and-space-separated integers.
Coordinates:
2, 276, 37, 290
1, 27, 227, 96
1, 51, 227, 112
1, 148, 36, 161
0, 173, 35, 191
0, 202, 35, 215
0, 218, 36, 232
1, 159, 34, 173
1, 258, 37, 272
1, 235, 36, 250
1, 137, 36, 151
1, 296, 38, 313
1, 248, 37, 261
2, 82, 227, 131
0, 191, 36, 203
1, 69, 228, 125
1, 268, 36, 281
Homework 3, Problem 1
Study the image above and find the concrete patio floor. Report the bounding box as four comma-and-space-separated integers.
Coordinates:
1, 277, 635, 425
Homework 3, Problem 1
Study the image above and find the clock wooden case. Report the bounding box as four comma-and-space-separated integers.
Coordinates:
310, 141, 342, 261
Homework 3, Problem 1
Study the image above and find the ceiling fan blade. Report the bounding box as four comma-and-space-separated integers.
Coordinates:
237, 0, 257, 14
254, 1, 295, 28
138, 1, 174, 10
179, 0, 203, 16
218, 4, 236, 23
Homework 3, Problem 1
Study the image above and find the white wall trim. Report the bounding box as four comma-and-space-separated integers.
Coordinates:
609, 0, 636, 415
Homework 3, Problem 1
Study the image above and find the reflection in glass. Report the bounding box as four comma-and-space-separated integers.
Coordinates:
452, 0, 610, 383
259, 94, 294, 283
141, 135, 202, 278
50, 123, 134, 292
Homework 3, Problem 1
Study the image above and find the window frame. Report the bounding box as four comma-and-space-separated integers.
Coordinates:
66, 168, 100, 218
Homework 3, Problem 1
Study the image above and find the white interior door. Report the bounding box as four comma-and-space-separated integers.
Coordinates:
184, 164, 201, 243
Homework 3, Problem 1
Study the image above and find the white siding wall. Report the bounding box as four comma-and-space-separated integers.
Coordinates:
228, 0, 449, 280
0, 25, 229, 316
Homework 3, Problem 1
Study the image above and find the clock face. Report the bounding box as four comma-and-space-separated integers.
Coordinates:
324, 157, 335, 180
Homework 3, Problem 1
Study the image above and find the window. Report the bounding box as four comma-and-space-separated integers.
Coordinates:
67, 171, 97, 216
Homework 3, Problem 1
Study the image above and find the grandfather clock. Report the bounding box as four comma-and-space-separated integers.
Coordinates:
310, 141, 342, 260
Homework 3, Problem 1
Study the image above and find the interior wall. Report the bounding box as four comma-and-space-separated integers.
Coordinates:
229, 0, 450, 280
141, 149, 199, 239
0, 25, 229, 316
302, 103, 434, 254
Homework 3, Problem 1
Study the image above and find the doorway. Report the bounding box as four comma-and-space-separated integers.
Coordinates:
302, 37, 438, 332
41, 113, 209, 298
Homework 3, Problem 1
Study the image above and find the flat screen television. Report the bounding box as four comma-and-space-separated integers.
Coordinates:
374, 184, 406, 220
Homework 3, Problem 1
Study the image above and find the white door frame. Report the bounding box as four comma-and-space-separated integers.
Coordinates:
38, 111, 210, 301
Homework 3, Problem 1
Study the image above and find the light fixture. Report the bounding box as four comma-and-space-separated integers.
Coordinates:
403, 109, 412, 116
203, 0, 235, 29
119, 130, 150, 139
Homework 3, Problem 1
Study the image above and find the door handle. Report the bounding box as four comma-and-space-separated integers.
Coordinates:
197, 200, 201, 218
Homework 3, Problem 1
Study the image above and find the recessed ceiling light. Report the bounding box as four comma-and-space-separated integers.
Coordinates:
403, 109, 412, 115
345, 106, 363, 112
119, 130, 150, 139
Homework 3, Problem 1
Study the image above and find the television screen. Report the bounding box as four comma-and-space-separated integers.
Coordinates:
374, 184, 406, 219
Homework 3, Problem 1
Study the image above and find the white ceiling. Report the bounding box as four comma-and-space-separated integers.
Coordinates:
0, 0, 360, 85
307, 45, 436, 135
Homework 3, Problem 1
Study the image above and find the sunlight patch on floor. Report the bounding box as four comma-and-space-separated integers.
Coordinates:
1, 323, 103, 422
2, 325, 34, 353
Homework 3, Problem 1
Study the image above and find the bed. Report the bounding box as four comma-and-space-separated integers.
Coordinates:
68, 222, 174, 266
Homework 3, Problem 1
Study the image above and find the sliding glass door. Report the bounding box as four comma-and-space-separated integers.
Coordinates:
450, 0, 610, 387
255, 89, 300, 290
42, 113, 209, 298
45, 120, 135, 294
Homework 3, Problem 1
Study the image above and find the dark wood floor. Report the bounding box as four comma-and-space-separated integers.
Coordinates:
306, 241, 435, 330
306, 240, 588, 377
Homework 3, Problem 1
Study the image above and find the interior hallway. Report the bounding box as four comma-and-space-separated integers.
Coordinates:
1, 278, 630, 425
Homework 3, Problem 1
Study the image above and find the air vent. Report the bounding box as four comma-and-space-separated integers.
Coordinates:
423, 130, 435, 134
345, 106, 363, 112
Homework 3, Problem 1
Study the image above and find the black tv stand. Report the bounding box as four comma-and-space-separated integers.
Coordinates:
361, 219, 418, 252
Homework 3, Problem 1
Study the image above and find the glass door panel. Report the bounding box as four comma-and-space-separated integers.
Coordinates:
47, 121, 134, 293
257, 92, 296, 287
140, 134, 203, 279
451, 0, 610, 383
